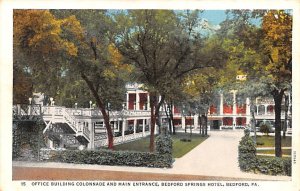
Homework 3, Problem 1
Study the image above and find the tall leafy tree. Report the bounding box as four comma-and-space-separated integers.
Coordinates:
14, 10, 130, 149
221, 10, 292, 157
111, 10, 226, 151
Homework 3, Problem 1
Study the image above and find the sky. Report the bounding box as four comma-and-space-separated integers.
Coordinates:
201, 10, 227, 25
200, 10, 262, 30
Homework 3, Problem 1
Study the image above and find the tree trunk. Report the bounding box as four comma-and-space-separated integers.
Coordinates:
101, 108, 114, 149
283, 94, 289, 138
81, 72, 114, 149
164, 103, 173, 134
184, 116, 187, 134
250, 104, 256, 144
204, 113, 208, 136
169, 102, 176, 135
199, 114, 202, 135
155, 95, 165, 134
201, 115, 206, 136
272, 89, 285, 157
149, 93, 156, 152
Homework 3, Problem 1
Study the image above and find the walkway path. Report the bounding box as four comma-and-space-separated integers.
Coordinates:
13, 130, 291, 181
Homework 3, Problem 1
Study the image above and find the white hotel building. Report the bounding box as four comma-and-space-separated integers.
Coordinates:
13, 83, 291, 150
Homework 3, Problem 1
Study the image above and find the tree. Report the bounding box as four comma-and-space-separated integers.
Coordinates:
221, 10, 292, 157
14, 10, 131, 149
13, 65, 33, 104
111, 10, 226, 151
261, 10, 292, 156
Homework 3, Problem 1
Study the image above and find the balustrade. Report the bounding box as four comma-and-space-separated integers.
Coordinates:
13, 104, 42, 116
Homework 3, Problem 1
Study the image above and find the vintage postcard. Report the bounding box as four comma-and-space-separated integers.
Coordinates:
1, 0, 299, 191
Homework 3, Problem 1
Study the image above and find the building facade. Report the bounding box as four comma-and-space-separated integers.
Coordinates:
13, 83, 291, 150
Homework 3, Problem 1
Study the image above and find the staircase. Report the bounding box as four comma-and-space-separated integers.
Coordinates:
41, 106, 90, 145
63, 109, 90, 143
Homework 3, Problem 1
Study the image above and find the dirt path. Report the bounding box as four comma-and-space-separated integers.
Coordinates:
12, 167, 262, 181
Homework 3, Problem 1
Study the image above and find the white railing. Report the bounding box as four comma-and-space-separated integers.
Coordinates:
220, 125, 233, 130
78, 126, 90, 141
54, 107, 64, 115
94, 131, 150, 147
13, 104, 42, 116
83, 127, 90, 140
63, 109, 78, 133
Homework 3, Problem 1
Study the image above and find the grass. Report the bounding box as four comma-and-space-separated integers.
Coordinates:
255, 135, 292, 147
256, 149, 292, 156
114, 133, 208, 158
256, 155, 291, 160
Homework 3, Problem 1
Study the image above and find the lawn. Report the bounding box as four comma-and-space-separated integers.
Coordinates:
114, 133, 208, 158
256, 149, 292, 156
255, 135, 292, 147
256, 155, 291, 160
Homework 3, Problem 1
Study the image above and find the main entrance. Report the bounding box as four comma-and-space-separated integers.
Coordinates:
212, 120, 220, 130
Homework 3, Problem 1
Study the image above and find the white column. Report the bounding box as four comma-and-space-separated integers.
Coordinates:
87, 121, 94, 149
142, 119, 145, 136
117, 120, 120, 132
233, 117, 236, 130
147, 94, 150, 111
181, 116, 186, 129
194, 114, 198, 129
126, 93, 129, 110
265, 104, 268, 115
133, 119, 137, 137
114, 121, 117, 131
136, 92, 140, 110
220, 93, 224, 115
246, 98, 251, 115
48, 139, 54, 149
246, 98, 251, 126
28, 105, 31, 115
232, 90, 237, 115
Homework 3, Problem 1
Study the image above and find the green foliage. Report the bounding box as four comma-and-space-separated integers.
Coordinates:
256, 135, 292, 147
114, 133, 207, 158
50, 149, 172, 168
238, 131, 257, 171
13, 118, 46, 159
155, 134, 173, 155
283, 159, 292, 176
180, 138, 191, 142
256, 157, 291, 176
238, 132, 291, 176
260, 123, 270, 135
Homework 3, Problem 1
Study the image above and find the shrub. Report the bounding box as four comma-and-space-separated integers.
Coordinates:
283, 159, 292, 176
156, 134, 172, 155
52, 149, 172, 168
238, 131, 257, 172
180, 138, 191, 142
260, 124, 270, 135
256, 141, 264, 146
238, 130, 292, 176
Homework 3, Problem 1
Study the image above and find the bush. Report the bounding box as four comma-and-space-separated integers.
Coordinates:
52, 149, 172, 168
238, 130, 292, 176
156, 134, 173, 155
238, 131, 257, 171
283, 159, 292, 176
256, 141, 264, 146
180, 138, 191, 142
260, 124, 270, 135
